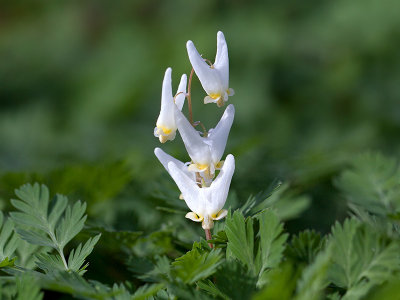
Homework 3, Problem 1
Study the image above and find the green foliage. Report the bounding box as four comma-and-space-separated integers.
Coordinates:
328, 218, 400, 300
2, 154, 400, 299
225, 209, 287, 285
171, 243, 222, 284
132, 283, 164, 300
0, 212, 18, 268
87, 225, 142, 252
252, 263, 298, 300
257, 209, 288, 285
199, 260, 257, 300
294, 245, 332, 300
2, 0, 400, 297
9, 183, 100, 275
225, 210, 256, 274
336, 152, 400, 217
15, 275, 44, 300
286, 230, 326, 264
239, 183, 310, 220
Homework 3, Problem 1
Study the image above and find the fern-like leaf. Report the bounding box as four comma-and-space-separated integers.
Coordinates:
294, 244, 332, 300
67, 234, 101, 275
199, 260, 257, 300
15, 274, 43, 300
132, 283, 164, 300
335, 152, 400, 216
171, 245, 223, 284
286, 230, 326, 264
10, 183, 99, 273
0, 211, 18, 267
257, 209, 288, 279
225, 210, 256, 274
328, 218, 400, 300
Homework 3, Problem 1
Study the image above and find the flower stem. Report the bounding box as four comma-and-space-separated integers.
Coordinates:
205, 229, 213, 248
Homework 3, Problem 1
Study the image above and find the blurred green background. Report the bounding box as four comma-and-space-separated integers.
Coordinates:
1, 0, 400, 280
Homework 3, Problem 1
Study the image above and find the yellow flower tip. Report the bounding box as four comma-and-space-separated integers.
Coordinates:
215, 160, 224, 170
227, 88, 235, 96
204, 93, 223, 105
211, 209, 228, 221
159, 135, 169, 143
209, 93, 221, 100
186, 212, 203, 222
188, 163, 209, 172
158, 126, 172, 135
155, 125, 176, 143
216, 98, 225, 107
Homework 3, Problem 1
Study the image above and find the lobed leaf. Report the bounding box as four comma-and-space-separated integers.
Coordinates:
294, 244, 332, 300
328, 218, 400, 300
10, 183, 99, 274
257, 209, 288, 279
335, 152, 400, 216
225, 210, 256, 274
68, 234, 101, 274
0, 211, 19, 267
172, 246, 223, 284
286, 230, 326, 264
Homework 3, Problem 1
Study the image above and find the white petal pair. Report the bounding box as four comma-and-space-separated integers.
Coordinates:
187, 31, 234, 107
154, 68, 187, 143
155, 148, 235, 229
174, 104, 235, 183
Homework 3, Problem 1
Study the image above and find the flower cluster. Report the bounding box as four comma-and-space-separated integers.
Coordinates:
154, 31, 235, 230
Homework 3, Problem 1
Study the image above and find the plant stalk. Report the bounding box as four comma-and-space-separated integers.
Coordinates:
205, 229, 213, 248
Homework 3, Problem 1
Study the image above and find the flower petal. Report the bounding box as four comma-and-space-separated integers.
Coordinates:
214, 31, 229, 90
207, 104, 235, 164
161, 67, 173, 110
185, 212, 203, 222
186, 40, 222, 95
156, 68, 176, 131
175, 74, 187, 111
168, 161, 204, 216
212, 209, 228, 220
207, 154, 235, 215
154, 148, 195, 181
174, 105, 211, 165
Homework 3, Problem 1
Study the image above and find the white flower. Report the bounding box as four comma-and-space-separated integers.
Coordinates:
154, 68, 187, 143
168, 154, 235, 229
186, 31, 234, 107
174, 103, 235, 183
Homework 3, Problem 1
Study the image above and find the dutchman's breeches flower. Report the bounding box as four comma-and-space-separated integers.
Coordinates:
168, 154, 235, 229
187, 31, 234, 107
154, 68, 187, 143
153, 31, 235, 240
174, 103, 235, 184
